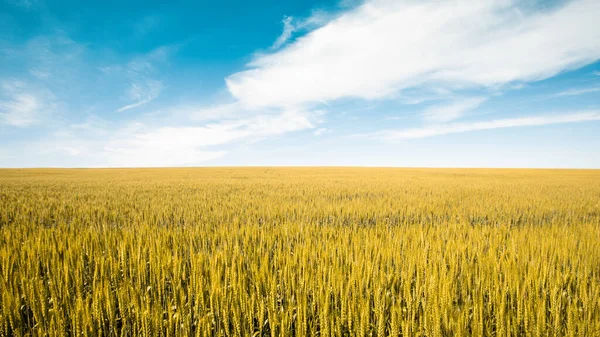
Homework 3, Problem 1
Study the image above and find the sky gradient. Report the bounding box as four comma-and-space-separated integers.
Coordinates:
1, 0, 599, 168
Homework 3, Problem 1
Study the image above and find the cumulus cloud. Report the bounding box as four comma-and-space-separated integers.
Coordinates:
372, 111, 600, 140
226, 0, 600, 108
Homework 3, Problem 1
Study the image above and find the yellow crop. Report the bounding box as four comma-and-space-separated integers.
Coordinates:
1, 168, 599, 336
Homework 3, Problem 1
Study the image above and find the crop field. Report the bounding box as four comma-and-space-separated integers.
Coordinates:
0, 168, 599, 336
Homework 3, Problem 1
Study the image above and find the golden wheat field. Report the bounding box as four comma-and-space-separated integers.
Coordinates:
0, 168, 599, 337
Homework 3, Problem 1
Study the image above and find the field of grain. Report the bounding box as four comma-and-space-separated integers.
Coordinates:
1, 168, 599, 336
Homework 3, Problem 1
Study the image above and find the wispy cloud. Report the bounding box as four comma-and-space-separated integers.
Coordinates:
422, 97, 487, 122
270, 10, 334, 50
313, 127, 329, 136
556, 86, 600, 97
372, 111, 600, 140
0, 80, 55, 127
5, 0, 41, 9
272, 16, 295, 49
226, 0, 600, 108
20, 107, 319, 167
24, 35, 86, 82
101, 108, 316, 167
1, 25, 323, 166
115, 45, 178, 112
116, 80, 163, 112
0, 93, 41, 127
28, 68, 50, 79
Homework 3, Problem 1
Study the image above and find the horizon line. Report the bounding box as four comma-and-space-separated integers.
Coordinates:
1, 166, 599, 170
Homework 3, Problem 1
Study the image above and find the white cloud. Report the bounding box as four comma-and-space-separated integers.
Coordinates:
55, 146, 81, 156
101, 109, 315, 167
102, 142, 226, 167
272, 16, 295, 49
24, 35, 86, 81
270, 11, 335, 50
0, 93, 41, 126
556, 86, 600, 97
373, 111, 600, 140
116, 101, 148, 113
314, 127, 329, 136
226, 0, 600, 108
116, 80, 163, 112
184, 102, 243, 121
28, 68, 50, 79
0, 80, 55, 127
115, 45, 177, 112
24, 108, 318, 167
594, 71, 600, 76
422, 97, 487, 122
69, 114, 109, 132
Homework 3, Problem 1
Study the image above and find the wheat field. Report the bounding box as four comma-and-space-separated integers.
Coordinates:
0, 168, 599, 336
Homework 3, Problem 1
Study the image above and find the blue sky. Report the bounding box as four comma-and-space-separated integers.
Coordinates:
0, 0, 599, 168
